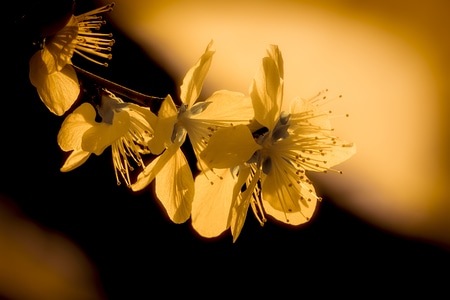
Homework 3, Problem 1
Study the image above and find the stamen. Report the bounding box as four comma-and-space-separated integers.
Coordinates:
242, 167, 266, 226
73, 49, 109, 66
73, 3, 115, 67
202, 168, 225, 185
98, 90, 155, 187
76, 3, 115, 21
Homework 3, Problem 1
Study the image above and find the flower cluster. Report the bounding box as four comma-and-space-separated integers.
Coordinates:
29, 3, 355, 242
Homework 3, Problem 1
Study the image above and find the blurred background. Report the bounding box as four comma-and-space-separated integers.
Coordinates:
3, 0, 450, 299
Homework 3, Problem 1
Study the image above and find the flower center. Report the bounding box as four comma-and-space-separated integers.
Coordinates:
251, 112, 291, 175
112, 120, 152, 188
100, 90, 154, 187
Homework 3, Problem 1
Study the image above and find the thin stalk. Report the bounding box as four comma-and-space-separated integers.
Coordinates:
73, 65, 165, 107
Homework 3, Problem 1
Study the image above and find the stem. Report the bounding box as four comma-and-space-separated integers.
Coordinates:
73, 65, 165, 107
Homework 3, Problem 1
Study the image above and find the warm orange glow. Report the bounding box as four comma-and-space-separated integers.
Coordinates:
99, 0, 450, 248
0, 196, 104, 300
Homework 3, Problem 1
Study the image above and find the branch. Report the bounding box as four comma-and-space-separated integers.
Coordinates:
73, 65, 165, 107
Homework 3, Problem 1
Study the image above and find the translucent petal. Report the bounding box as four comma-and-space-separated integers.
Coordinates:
60, 149, 91, 172
131, 154, 164, 192
82, 110, 130, 155
155, 147, 194, 224
324, 141, 356, 167
266, 44, 284, 80
29, 52, 80, 116
250, 47, 283, 130
132, 134, 186, 192
261, 157, 318, 225
229, 166, 255, 242
200, 125, 261, 169
179, 40, 215, 107
57, 103, 96, 152
289, 97, 332, 132
126, 103, 158, 134
295, 136, 356, 172
191, 168, 237, 238
189, 90, 254, 123
45, 16, 78, 72
185, 90, 255, 168
148, 95, 178, 155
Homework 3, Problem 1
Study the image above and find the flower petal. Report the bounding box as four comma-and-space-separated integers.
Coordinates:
44, 16, 78, 72
250, 45, 283, 130
229, 165, 255, 242
131, 153, 166, 192
82, 109, 130, 155
132, 132, 186, 192
191, 168, 237, 238
266, 44, 284, 80
295, 136, 356, 172
289, 97, 332, 132
261, 156, 318, 225
288, 100, 357, 172
184, 90, 255, 168
323, 141, 356, 168
60, 149, 91, 172
155, 147, 194, 224
200, 125, 261, 169
126, 103, 158, 132
148, 95, 178, 155
29, 52, 80, 116
57, 103, 97, 152
179, 40, 215, 107
189, 90, 254, 123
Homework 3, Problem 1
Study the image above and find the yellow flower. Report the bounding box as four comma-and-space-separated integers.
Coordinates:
57, 89, 157, 187
192, 45, 356, 242
29, 3, 115, 116
131, 41, 254, 224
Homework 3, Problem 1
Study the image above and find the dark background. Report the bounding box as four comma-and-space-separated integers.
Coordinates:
4, 0, 450, 298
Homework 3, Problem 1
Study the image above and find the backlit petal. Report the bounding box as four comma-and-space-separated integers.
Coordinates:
179, 40, 215, 107
45, 16, 78, 72
293, 136, 356, 172
131, 153, 165, 192
250, 45, 283, 130
185, 90, 255, 166
155, 147, 194, 224
266, 44, 284, 80
321, 141, 356, 168
126, 103, 158, 134
289, 97, 332, 133
60, 149, 91, 172
229, 166, 256, 242
191, 168, 237, 238
82, 110, 130, 155
29, 52, 79, 116
57, 103, 96, 151
132, 134, 186, 192
190, 90, 254, 123
261, 156, 318, 225
148, 95, 178, 155
200, 125, 261, 169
